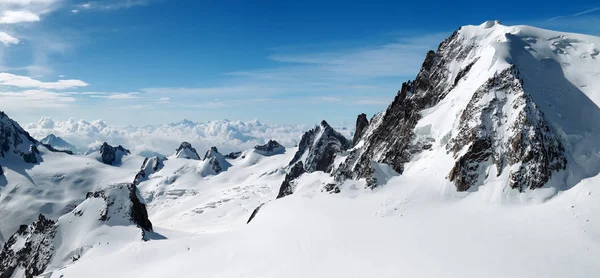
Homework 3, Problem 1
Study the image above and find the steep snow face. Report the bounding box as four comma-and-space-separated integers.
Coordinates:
0, 183, 152, 277
133, 156, 166, 185
0, 111, 41, 164
173, 142, 201, 160
289, 120, 351, 173
202, 147, 232, 174
39, 134, 77, 154
338, 21, 600, 194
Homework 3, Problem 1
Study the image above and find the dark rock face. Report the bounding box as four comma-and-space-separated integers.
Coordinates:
353, 113, 369, 145
0, 164, 3, 176
0, 111, 42, 164
288, 121, 351, 173
447, 66, 566, 191
0, 214, 56, 278
133, 156, 166, 185
276, 162, 306, 199
254, 140, 285, 156
85, 183, 153, 231
175, 142, 200, 160
99, 142, 131, 165
224, 151, 242, 159
41, 143, 73, 155
246, 203, 265, 224
334, 29, 478, 188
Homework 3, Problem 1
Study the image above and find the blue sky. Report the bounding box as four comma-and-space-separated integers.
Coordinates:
1, 0, 599, 126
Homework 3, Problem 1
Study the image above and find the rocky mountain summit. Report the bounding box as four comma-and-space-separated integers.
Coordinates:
98, 142, 131, 165
0, 112, 42, 164
288, 120, 351, 173
203, 147, 231, 174
174, 142, 201, 160
254, 140, 285, 156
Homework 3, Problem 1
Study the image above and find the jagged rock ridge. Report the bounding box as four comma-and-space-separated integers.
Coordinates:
0, 111, 42, 164
289, 120, 351, 173
0, 214, 56, 278
254, 140, 285, 156
277, 161, 306, 199
98, 142, 131, 165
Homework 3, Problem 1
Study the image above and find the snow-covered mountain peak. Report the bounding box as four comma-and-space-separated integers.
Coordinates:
173, 141, 201, 160
98, 142, 131, 165
0, 111, 42, 164
253, 140, 285, 156
202, 146, 231, 174
288, 120, 351, 173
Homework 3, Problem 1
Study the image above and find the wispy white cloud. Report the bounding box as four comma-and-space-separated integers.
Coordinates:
0, 89, 75, 108
0, 32, 19, 46
549, 7, 600, 21
0, 10, 40, 24
76, 0, 149, 11
0, 72, 88, 89
89, 92, 140, 99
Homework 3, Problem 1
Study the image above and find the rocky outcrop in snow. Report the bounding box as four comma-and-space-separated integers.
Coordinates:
447, 66, 566, 191
0, 111, 42, 164
133, 156, 167, 185
0, 214, 56, 278
353, 113, 369, 145
288, 120, 351, 173
276, 161, 306, 199
84, 183, 153, 231
98, 142, 131, 165
224, 151, 242, 159
254, 140, 285, 156
174, 142, 201, 160
203, 147, 232, 174
0, 183, 153, 278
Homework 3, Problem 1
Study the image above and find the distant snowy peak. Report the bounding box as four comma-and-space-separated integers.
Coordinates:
202, 147, 232, 174
174, 142, 201, 160
0, 111, 42, 164
254, 140, 285, 156
98, 142, 131, 165
0, 183, 152, 277
40, 134, 77, 153
289, 120, 351, 173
